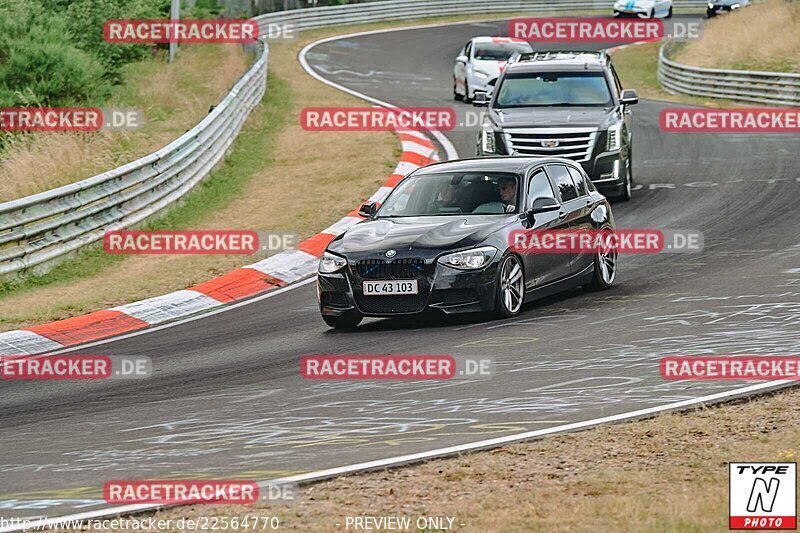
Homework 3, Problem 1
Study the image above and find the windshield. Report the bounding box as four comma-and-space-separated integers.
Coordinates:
495, 71, 612, 108
474, 42, 532, 61
377, 172, 521, 217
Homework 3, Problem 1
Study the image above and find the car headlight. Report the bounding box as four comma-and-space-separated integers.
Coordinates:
319, 251, 347, 274
437, 246, 498, 270
708, 2, 714, 8
607, 121, 622, 151
731, 3, 740, 8
481, 118, 496, 153
474, 70, 489, 79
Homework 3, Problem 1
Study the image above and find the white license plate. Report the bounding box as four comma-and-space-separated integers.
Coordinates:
363, 280, 418, 296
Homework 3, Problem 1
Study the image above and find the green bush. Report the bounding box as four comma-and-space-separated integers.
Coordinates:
0, 1, 107, 107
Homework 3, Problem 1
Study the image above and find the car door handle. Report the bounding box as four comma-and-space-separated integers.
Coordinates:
586, 198, 592, 206
558, 211, 568, 220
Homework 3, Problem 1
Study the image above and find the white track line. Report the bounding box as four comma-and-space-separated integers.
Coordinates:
2, 17, 795, 533
6, 379, 792, 532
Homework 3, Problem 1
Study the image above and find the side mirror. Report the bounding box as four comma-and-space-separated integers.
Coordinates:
620, 89, 638, 106
531, 196, 561, 214
456, 55, 468, 65
472, 92, 489, 107
358, 201, 378, 218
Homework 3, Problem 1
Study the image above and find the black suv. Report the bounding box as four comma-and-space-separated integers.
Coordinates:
474, 51, 639, 201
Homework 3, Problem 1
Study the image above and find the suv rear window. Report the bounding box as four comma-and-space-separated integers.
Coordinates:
495, 71, 612, 108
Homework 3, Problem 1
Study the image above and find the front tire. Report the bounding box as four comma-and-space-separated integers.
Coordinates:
322, 311, 363, 330
616, 158, 633, 201
589, 231, 618, 290
464, 81, 472, 103
453, 77, 464, 101
666, 6, 673, 18
493, 254, 525, 318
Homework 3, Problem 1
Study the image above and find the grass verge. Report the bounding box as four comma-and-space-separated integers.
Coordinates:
138, 385, 800, 532
675, 0, 800, 73
610, 42, 743, 107
0, 9, 624, 330
0, 44, 248, 202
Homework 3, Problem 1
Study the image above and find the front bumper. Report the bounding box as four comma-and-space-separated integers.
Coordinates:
318, 259, 499, 317
582, 150, 627, 193
467, 74, 497, 98
706, 5, 734, 16
613, 8, 651, 17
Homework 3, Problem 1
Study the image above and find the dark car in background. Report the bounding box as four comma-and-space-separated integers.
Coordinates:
317, 157, 617, 329
474, 51, 639, 201
707, 0, 749, 17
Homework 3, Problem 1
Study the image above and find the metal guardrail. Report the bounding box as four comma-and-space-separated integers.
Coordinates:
0, 42, 268, 277
0, 0, 713, 278
253, 0, 708, 31
658, 40, 800, 106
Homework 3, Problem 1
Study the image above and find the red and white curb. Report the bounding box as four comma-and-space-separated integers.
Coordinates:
0, 128, 440, 355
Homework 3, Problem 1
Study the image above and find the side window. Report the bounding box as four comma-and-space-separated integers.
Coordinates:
547, 165, 578, 202
464, 41, 473, 59
527, 169, 556, 207
567, 166, 588, 197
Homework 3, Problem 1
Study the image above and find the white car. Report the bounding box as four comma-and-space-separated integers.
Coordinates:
613, 0, 673, 18
453, 37, 532, 102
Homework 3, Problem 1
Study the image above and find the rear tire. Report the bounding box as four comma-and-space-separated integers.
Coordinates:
322, 311, 363, 330
493, 254, 525, 318
589, 230, 618, 290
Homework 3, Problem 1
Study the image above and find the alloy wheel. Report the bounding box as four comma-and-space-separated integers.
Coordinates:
597, 234, 618, 286
500, 255, 524, 314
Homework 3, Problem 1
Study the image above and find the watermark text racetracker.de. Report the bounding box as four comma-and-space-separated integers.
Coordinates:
103, 230, 297, 255
0, 355, 152, 380
301, 355, 494, 380
0, 515, 281, 532
660, 356, 800, 381
661, 108, 800, 132
508, 18, 703, 42
0, 107, 143, 132
301, 107, 456, 131
509, 229, 704, 254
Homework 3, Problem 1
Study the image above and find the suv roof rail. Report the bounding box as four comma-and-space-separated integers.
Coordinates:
507, 50, 608, 65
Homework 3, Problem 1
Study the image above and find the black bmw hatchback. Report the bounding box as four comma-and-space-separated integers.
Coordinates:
317, 157, 617, 329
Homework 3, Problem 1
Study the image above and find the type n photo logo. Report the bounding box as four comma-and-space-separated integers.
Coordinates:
729, 463, 797, 530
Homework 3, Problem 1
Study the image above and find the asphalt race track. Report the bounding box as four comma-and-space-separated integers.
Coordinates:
2, 16, 800, 521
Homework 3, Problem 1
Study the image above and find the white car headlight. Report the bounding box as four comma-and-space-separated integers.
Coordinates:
708, 2, 715, 8
438, 246, 498, 270
731, 3, 740, 8
319, 251, 347, 274
474, 70, 490, 79
607, 121, 622, 151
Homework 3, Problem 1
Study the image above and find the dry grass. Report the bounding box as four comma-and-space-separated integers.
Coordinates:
0, 44, 247, 202
132, 386, 800, 532
675, 0, 800, 72
0, 9, 621, 330
611, 42, 755, 107
0, 30, 397, 330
